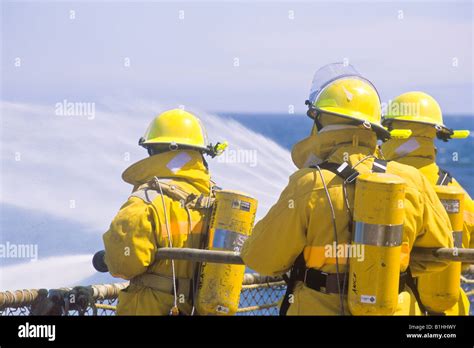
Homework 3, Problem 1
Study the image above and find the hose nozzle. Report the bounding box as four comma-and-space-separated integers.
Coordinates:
92, 250, 108, 273
207, 141, 228, 158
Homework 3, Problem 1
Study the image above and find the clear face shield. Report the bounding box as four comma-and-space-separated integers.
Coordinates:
308, 62, 375, 105
305, 63, 397, 141
306, 63, 365, 134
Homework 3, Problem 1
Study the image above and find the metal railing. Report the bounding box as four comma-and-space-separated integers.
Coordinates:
2, 246, 474, 316
0, 273, 286, 316
1, 273, 473, 316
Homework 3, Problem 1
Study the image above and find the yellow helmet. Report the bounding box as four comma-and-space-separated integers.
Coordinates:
383, 91, 445, 128
382, 92, 470, 141
139, 109, 209, 152
139, 109, 228, 157
307, 63, 389, 140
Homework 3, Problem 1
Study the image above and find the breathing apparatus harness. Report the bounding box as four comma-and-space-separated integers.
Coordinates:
128, 170, 252, 316
437, 168, 453, 186
280, 155, 396, 315
129, 177, 215, 316
132, 139, 239, 315
281, 107, 409, 316
281, 157, 426, 317
280, 153, 447, 316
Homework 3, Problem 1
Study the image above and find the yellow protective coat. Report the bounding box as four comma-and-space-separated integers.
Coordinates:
103, 150, 211, 315
241, 126, 453, 315
381, 123, 473, 315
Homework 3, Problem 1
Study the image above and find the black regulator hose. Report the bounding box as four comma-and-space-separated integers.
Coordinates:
92, 250, 108, 273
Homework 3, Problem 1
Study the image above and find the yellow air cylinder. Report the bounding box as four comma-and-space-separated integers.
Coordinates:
348, 172, 406, 315
417, 186, 465, 313
195, 190, 257, 315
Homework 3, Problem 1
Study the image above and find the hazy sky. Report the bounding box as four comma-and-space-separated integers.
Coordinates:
1, 0, 473, 114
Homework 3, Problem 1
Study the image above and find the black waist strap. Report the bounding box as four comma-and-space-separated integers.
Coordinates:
293, 267, 348, 294
297, 268, 407, 295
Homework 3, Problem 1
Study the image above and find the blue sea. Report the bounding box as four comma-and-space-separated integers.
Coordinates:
222, 113, 474, 195
220, 113, 474, 315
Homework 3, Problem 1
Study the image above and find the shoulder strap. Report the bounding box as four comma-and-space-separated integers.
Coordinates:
311, 158, 388, 182
312, 161, 360, 183
130, 182, 161, 203
131, 177, 213, 209
436, 168, 453, 186
372, 159, 388, 173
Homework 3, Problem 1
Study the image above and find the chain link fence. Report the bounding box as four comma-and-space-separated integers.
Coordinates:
0, 273, 286, 316
1, 272, 473, 316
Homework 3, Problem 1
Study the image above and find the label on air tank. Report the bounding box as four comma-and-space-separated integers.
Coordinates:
212, 229, 248, 252
361, 295, 377, 304
216, 305, 230, 314
231, 199, 251, 212
440, 199, 460, 213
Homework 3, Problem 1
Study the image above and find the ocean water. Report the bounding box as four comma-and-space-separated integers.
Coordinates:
221, 113, 474, 194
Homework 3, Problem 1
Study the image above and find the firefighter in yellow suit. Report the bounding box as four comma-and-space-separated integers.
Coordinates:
381, 91, 473, 315
103, 109, 221, 315
241, 63, 453, 315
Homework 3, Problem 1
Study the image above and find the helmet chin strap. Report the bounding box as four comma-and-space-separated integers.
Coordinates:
305, 100, 323, 131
